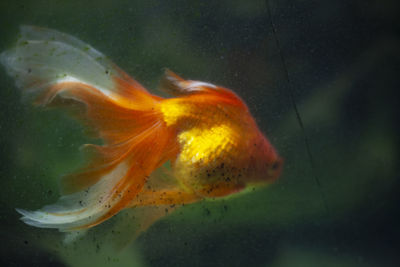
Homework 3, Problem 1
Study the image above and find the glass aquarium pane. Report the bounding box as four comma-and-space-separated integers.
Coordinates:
0, 0, 398, 266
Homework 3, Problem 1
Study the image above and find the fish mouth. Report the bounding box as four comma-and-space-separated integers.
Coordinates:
266, 157, 283, 181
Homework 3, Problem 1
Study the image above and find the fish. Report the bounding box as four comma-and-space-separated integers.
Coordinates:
0, 26, 282, 234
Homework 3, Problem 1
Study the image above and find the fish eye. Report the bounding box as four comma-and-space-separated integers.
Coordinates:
271, 161, 281, 171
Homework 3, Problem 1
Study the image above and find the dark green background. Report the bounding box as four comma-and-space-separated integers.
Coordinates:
0, 0, 398, 266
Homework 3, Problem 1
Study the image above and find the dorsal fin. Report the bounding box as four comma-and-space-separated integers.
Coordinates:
159, 69, 217, 96
159, 69, 185, 96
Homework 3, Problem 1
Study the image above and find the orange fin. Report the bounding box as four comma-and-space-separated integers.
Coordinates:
17, 106, 177, 231
3, 26, 179, 231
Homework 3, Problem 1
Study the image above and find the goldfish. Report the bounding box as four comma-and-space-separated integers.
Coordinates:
0, 26, 282, 234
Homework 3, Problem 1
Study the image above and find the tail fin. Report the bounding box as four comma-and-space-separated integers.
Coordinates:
2, 26, 176, 231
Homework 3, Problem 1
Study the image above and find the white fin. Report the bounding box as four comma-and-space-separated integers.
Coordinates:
160, 69, 217, 96
0, 25, 137, 99
16, 161, 130, 231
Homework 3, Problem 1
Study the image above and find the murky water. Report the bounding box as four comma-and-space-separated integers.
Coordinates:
0, 1, 398, 266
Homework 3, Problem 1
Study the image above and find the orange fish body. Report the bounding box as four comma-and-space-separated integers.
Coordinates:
1, 26, 282, 233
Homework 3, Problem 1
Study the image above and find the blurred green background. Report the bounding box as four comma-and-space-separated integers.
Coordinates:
0, 0, 399, 266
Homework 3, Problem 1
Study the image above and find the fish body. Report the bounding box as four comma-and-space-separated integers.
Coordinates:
1, 26, 282, 233
160, 82, 280, 198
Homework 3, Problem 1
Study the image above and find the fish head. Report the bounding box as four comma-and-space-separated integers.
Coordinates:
245, 133, 283, 184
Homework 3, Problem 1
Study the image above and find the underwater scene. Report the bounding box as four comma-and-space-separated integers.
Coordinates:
0, 0, 398, 266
